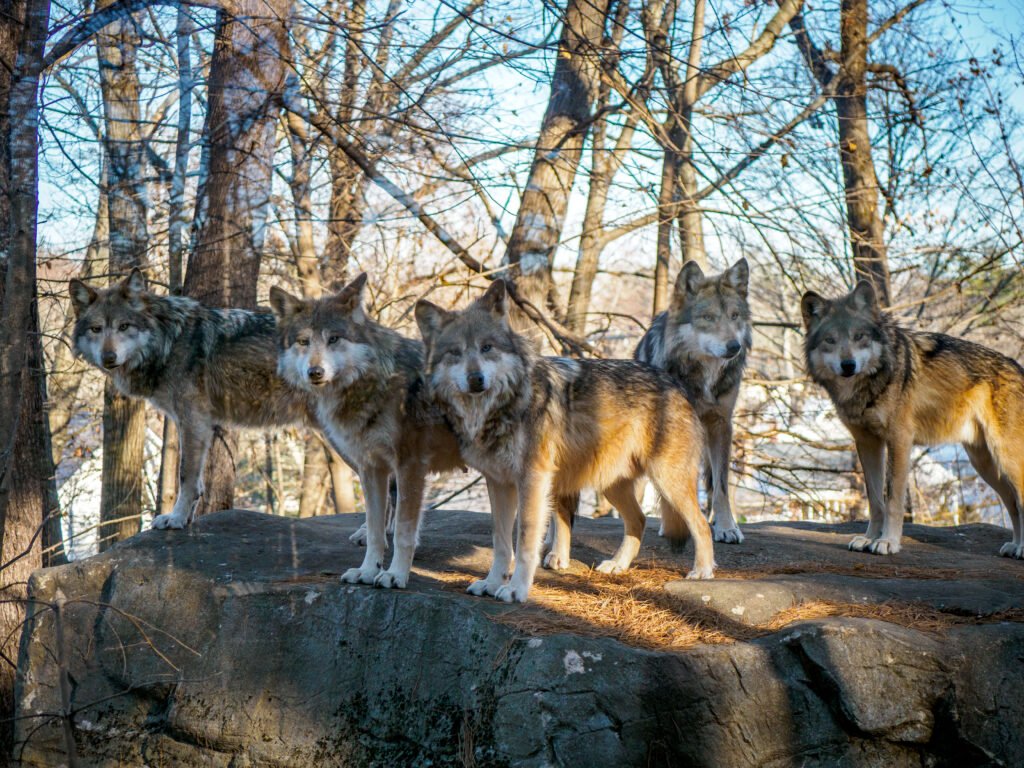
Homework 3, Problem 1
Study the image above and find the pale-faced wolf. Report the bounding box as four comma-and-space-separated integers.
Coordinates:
70, 269, 312, 529
636, 258, 752, 544
416, 280, 715, 604
803, 279, 1024, 558
271, 274, 466, 589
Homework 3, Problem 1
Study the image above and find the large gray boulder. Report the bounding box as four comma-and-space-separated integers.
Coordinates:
13, 510, 1024, 767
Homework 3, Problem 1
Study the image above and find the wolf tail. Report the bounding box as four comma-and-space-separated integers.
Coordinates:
555, 492, 579, 530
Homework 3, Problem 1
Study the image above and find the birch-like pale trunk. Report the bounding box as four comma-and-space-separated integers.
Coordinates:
183, 0, 291, 515
96, 1, 148, 549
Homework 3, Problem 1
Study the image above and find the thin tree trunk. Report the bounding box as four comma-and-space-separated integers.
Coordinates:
96, 2, 148, 548
183, 0, 291, 515
0, 0, 53, 750
327, 444, 357, 514
504, 0, 612, 317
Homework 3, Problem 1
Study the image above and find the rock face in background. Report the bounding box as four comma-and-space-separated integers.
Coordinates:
14, 510, 1024, 767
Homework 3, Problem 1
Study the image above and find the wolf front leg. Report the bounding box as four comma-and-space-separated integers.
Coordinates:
374, 461, 426, 590
705, 415, 743, 544
467, 477, 517, 597
848, 429, 887, 552
342, 464, 390, 584
870, 431, 912, 556
152, 414, 213, 530
495, 468, 553, 604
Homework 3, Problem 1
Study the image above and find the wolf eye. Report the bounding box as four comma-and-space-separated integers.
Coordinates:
825, 336, 837, 345
446, 348, 462, 359
481, 343, 492, 353
730, 312, 739, 321
853, 332, 865, 341
118, 322, 131, 332
297, 337, 310, 347
327, 335, 340, 345
702, 313, 715, 322
89, 325, 102, 334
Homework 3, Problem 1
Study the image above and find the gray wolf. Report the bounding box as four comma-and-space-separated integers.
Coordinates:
635, 258, 751, 544
271, 274, 467, 589
416, 279, 714, 604
803, 279, 1024, 558
69, 268, 312, 529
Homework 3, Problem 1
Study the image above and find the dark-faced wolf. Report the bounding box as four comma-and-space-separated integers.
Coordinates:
635, 258, 752, 544
271, 274, 466, 589
416, 280, 714, 604
803, 280, 1024, 559
70, 269, 313, 530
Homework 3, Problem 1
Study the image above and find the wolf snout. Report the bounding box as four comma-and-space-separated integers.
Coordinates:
467, 371, 486, 393
840, 359, 857, 377
101, 351, 119, 369
724, 340, 742, 358
307, 365, 325, 385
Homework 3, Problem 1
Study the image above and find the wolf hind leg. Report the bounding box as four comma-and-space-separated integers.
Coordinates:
543, 493, 576, 571
342, 465, 389, 585
152, 415, 211, 530
967, 439, 1024, 559
348, 475, 397, 546
705, 415, 743, 544
649, 462, 715, 579
595, 479, 645, 574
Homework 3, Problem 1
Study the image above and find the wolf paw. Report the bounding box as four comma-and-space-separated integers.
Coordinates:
494, 582, 529, 603
466, 578, 503, 597
349, 524, 368, 547
999, 542, 1024, 559
374, 570, 408, 589
868, 538, 901, 556
595, 559, 625, 575
686, 565, 715, 580
713, 526, 744, 544
543, 551, 570, 571
151, 513, 188, 530
848, 535, 873, 552
341, 566, 380, 585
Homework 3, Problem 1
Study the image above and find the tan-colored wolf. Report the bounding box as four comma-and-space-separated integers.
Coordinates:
271, 274, 466, 589
70, 269, 312, 529
416, 280, 715, 604
635, 258, 752, 544
803, 279, 1024, 558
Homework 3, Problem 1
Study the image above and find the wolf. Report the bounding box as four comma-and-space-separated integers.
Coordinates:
69, 268, 313, 530
416, 279, 715, 604
803, 279, 1024, 558
271, 274, 467, 589
635, 258, 752, 544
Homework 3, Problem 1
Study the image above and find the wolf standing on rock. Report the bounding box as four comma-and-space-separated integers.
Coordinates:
69, 269, 313, 530
271, 274, 468, 590
635, 258, 752, 544
416, 280, 715, 604
803, 280, 1024, 559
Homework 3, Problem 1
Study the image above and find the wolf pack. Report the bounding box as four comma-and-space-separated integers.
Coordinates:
68, 260, 1024, 603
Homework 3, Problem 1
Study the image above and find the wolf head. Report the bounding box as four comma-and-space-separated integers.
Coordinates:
665, 258, 752, 361
270, 273, 377, 391
415, 279, 526, 404
69, 268, 156, 372
802, 280, 886, 381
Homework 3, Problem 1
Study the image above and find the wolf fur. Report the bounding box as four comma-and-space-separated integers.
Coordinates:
803, 280, 1024, 558
69, 269, 314, 529
416, 279, 714, 604
271, 274, 466, 589
635, 258, 752, 544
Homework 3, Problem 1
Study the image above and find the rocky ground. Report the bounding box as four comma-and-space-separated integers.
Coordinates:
14, 509, 1024, 767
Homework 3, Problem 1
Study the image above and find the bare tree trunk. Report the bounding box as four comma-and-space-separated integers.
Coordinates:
183, 0, 290, 515
0, 0, 53, 751
504, 0, 612, 317
96, 1, 148, 549
327, 444, 357, 514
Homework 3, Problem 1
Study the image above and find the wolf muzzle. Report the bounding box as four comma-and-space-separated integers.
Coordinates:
307, 365, 325, 385
724, 340, 742, 359
467, 371, 486, 393
101, 351, 119, 369
840, 359, 857, 377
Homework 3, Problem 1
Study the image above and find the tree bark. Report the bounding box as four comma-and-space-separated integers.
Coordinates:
96, 0, 147, 549
0, 0, 54, 751
504, 0, 612, 317
183, 0, 291, 515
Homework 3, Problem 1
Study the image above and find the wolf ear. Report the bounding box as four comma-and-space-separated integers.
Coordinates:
670, 261, 705, 311
414, 300, 454, 342
850, 280, 880, 314
800, 291, 829, 329
69, 279, 98, 318
725, 258, 749, 297
332, 272, 368, 322
476, 279, 509, 320
269, 286, 305, 320
119, 267, 146, 298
